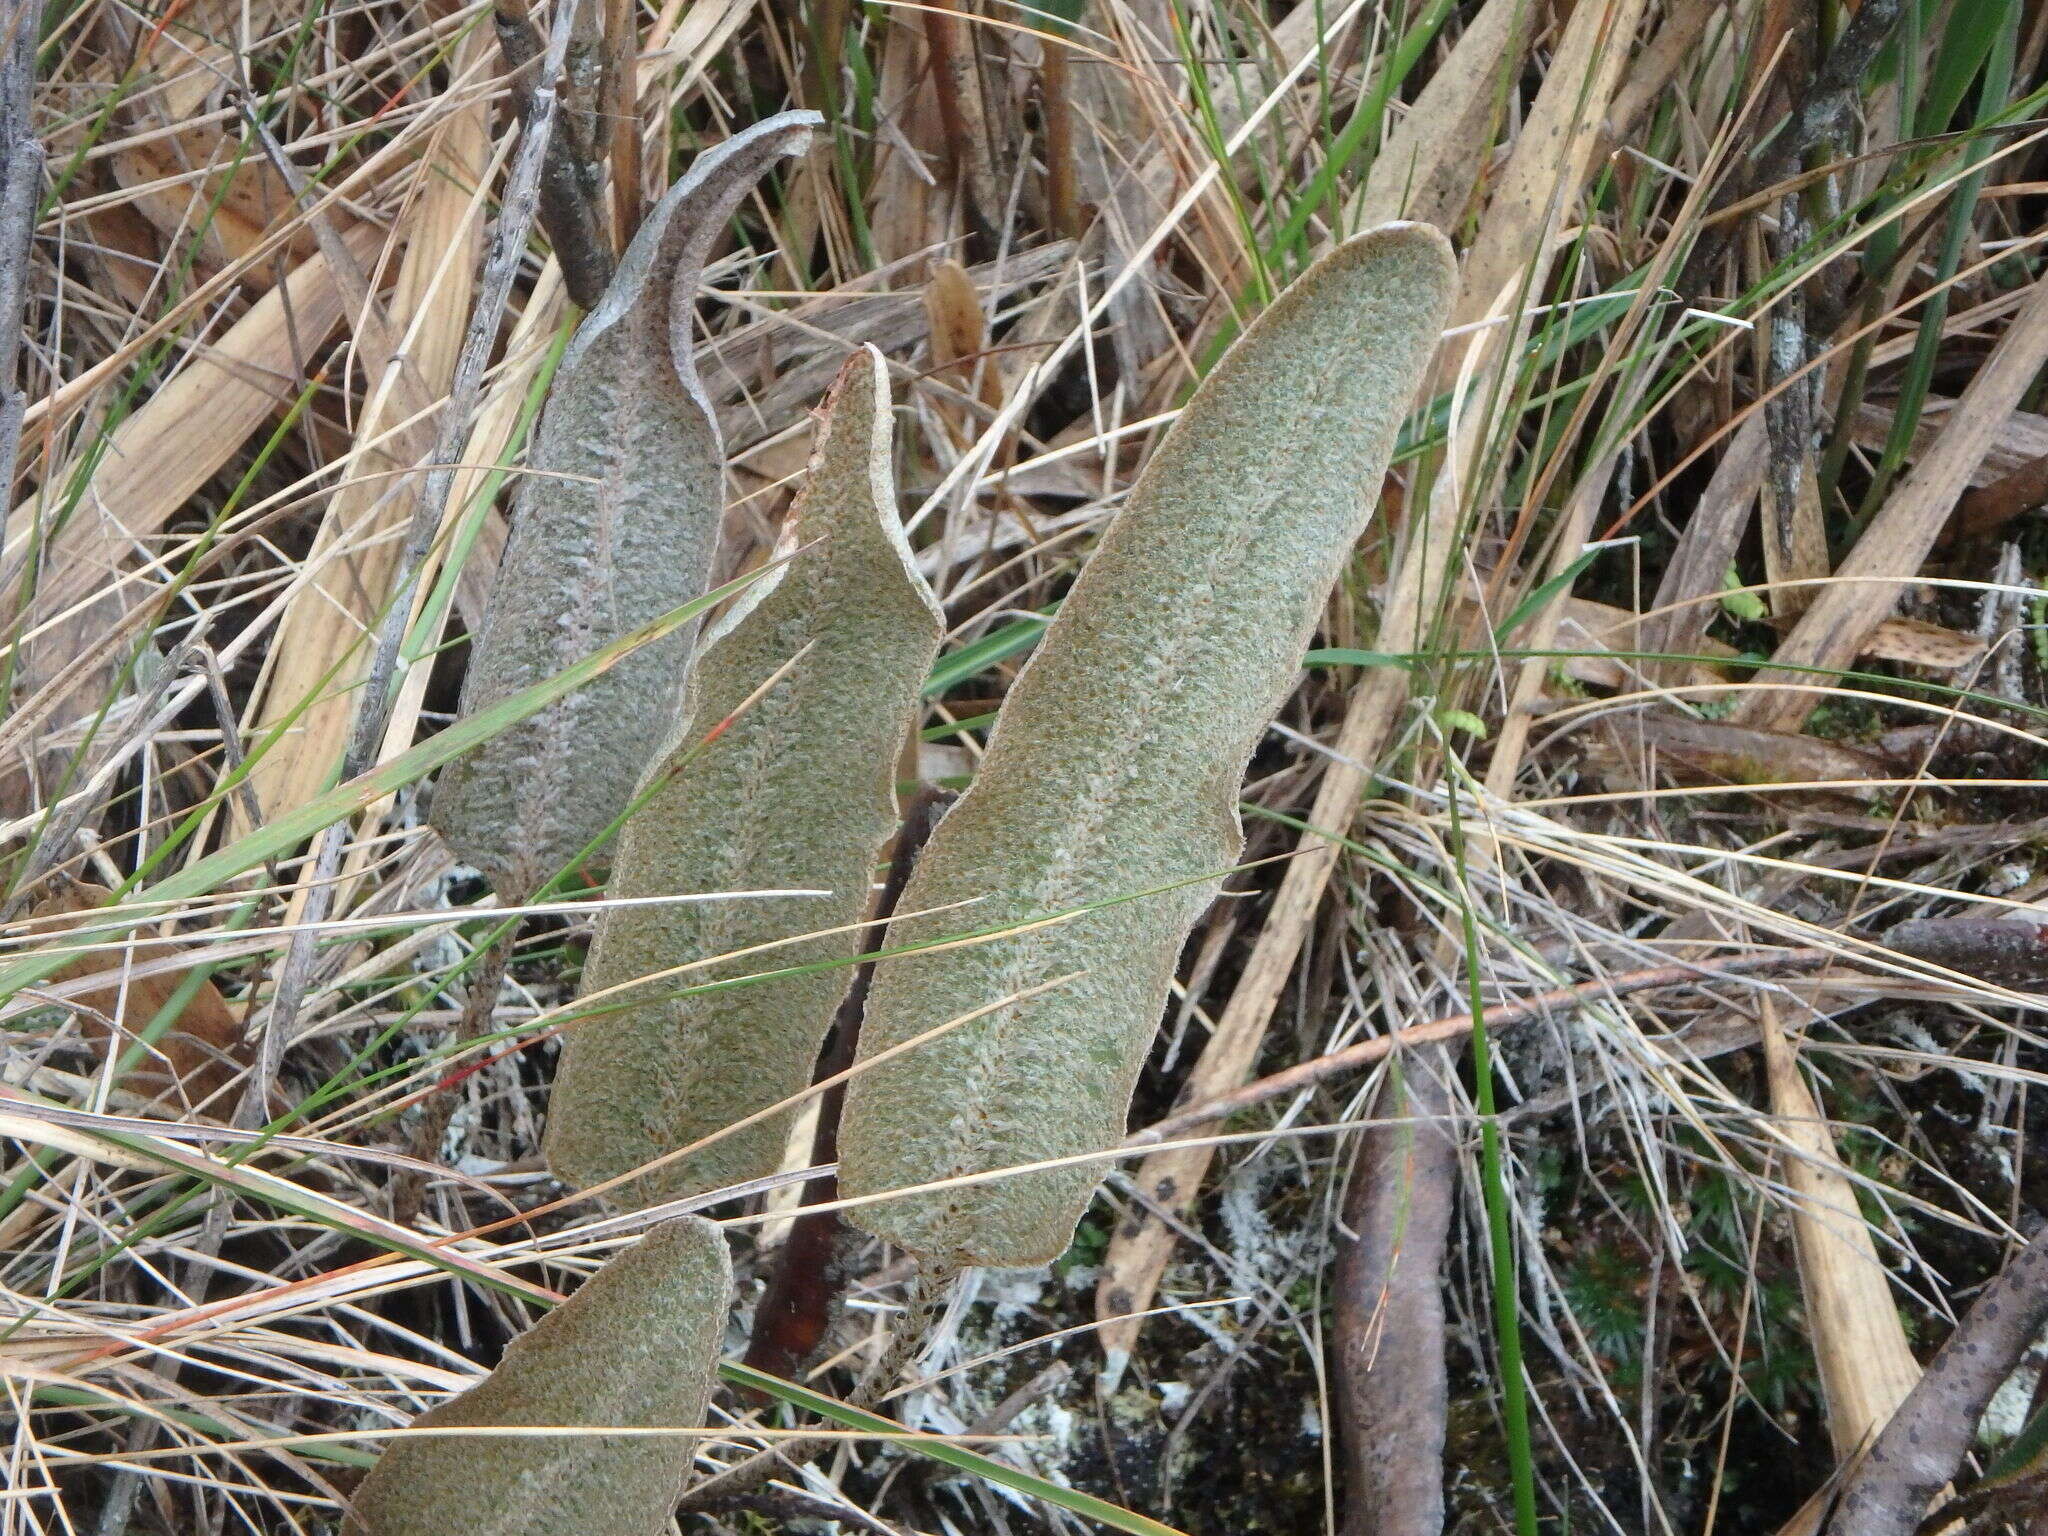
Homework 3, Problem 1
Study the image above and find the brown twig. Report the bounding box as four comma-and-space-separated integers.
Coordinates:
1880, 916, 2048, 983
0, 0, 43, 506
494, 0, 615, 308
744, 786, 955, 1385
1952, 447, 2048, 547
1826, 1225, 2048, 1536
1333, 1047, 1459, 1536
1038, 30, 1077, 240
1128, 949, 1838, 1148
1762, 196, 1827, 616
1682, 0, 1904, 295
1756, 0, 1905, 190
920, 0, 1003, 244
602, 0, 641, 244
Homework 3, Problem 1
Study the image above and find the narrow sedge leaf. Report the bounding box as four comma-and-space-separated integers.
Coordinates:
839, 225, 1456, 1266
547, 348, 941, 1206
431, 111, 820, 900
719, 1362, 1192, 1536
344, 1216, 733, 1536
0, 1093, 555, 1304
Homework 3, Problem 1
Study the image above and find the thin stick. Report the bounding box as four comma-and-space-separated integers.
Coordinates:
743, 787, 954, 1385
686, 792, 957, 1511
1039, 31, 1077, 239
603, 0, 642, 243
391, 931, 513, 1225
1128, 948, 1837, 1147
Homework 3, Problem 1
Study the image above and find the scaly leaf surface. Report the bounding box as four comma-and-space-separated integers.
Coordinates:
839, 225, 1456, 1266
344, 1216, 732, 1536
432, 112, 819, 899
547, 348, 941, 1205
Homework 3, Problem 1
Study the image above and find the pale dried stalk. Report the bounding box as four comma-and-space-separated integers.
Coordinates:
1444, 0, 1654, 345
241, 33, 492, 826
1346, 0, 1526, 234
0, 228, 375, 813
1759, 996, 1920, 1463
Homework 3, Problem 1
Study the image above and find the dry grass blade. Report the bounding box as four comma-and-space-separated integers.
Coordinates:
1759, 996, 1920, 1463
242, 35, 491, 826
1347, 0, 1526, 233
1, 229, 373, 805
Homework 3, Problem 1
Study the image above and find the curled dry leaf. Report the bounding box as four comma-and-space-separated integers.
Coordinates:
924, 258, 988, 376
838, 223, 1457, 1267
108, 1, 326, 287
343, 1215, 732, 1536
546, 347, 941, 1207
27, 879, 247, 1112
430, 111, 820, 901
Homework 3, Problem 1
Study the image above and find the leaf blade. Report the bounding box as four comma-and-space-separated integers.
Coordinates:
839, 223, 1456, 1265
546, 347, 942, 1206
431, 111, 820, 899
345, 1217, 733, 1536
